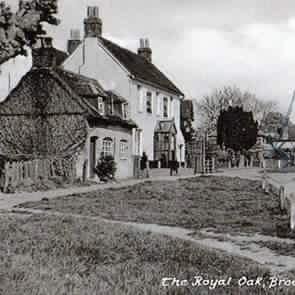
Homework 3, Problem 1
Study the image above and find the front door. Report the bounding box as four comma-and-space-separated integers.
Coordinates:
89, 136, 98, 178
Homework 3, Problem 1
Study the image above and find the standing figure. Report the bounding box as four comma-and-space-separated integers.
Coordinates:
140, 152, 149, 178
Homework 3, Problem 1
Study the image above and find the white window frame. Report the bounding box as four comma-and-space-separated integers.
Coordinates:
102, 137, 114, 157
146, 91, 153, 114
119, 139, 129, 159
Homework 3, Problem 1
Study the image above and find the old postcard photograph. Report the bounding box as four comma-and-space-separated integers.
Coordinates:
1, 0, 295, 294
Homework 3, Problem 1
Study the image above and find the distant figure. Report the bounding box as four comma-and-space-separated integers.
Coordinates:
140, 152, 149, 178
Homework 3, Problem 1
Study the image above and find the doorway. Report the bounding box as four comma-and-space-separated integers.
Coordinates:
89, 136, 98, 178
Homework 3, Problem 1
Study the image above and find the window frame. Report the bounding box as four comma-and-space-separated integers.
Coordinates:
122, 102, 128, 119
102, 137, 114, 158
119, 139, 129, 159
97, 97, 105, 115
146, 91, 153, 114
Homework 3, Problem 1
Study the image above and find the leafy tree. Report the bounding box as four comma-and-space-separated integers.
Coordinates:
0, 0, 59, 65
217, 106, 258, 152
196, 86, 277, 133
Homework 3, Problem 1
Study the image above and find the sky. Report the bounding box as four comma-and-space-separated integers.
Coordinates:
3, 0, 295, 117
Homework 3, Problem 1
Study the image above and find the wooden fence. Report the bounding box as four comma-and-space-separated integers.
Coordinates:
0, 157, 77, 192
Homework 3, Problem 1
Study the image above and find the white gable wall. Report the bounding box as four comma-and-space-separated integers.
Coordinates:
63, 38, 130, 98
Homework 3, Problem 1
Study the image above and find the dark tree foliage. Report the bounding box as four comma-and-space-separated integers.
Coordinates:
0, 0, 59, 65
217, 106, 258, 152
94, 155, 117, 182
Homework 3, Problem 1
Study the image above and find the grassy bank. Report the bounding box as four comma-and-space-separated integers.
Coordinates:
20, 176, 292, 238
0, 213, 291, 295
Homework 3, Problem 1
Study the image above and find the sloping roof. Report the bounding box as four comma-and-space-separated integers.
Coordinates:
1, 66, 136, 128
100, 37, 184, 96
56, 68, 107, 98
105, 90, 128, 103
0, 68, 91, 116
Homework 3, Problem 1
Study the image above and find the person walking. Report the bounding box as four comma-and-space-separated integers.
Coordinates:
140, 152, 149, 178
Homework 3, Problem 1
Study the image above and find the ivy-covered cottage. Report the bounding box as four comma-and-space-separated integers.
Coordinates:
63, 6, 185, 168
0, 37, 137, 185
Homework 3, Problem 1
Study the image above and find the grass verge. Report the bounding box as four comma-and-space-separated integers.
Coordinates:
0, 213, 292, 295
20, 176, 293, 238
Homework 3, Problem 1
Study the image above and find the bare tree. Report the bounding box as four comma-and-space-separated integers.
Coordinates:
0, 0, 59, 65
195, 86, 277, 133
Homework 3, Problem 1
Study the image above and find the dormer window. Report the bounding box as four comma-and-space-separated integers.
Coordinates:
122, 103, 128, 119
98, 97, 104, 115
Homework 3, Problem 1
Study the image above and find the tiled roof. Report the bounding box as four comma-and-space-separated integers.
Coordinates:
100, 37, 184, 96
56, 68, 107, 98
2, 66, 136, 129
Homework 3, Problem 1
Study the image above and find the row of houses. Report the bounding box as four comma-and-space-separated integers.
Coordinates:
0, 6, 193, 182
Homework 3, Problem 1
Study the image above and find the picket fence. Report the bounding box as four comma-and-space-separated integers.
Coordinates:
0, 157, 77, 192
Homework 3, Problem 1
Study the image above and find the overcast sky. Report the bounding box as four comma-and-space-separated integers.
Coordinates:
3, 0, 295, 116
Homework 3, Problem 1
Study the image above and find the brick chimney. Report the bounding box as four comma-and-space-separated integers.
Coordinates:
84, 6, 102, 38
138, 38, 152, 62
67, 29, 81, 55
32, 37, 57, 68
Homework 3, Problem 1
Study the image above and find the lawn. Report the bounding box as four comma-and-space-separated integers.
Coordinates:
20, 176, 291, 238
0, 213, 291, 295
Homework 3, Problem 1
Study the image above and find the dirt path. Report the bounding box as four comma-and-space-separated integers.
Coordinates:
9, 208, 295, 274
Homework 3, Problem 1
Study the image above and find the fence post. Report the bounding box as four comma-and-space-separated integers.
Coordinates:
262, 170, 267, 192
279, 186, 286, 211
290, 194, 295, 231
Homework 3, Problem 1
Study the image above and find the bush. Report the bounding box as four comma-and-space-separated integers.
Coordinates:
94, 155, 117, 182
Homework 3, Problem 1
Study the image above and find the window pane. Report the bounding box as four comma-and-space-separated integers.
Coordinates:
120, 140, 128, 158
146, 92, 152, 113
102, 138, 114, 157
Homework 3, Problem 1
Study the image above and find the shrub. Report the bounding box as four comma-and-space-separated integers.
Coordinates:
94, 155, 117, 182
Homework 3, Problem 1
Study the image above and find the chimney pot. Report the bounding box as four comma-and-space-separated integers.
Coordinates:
138, 38, 152, 62
84, 6, 102, 38
88, 6, 99, 18
140, 38, 145, 48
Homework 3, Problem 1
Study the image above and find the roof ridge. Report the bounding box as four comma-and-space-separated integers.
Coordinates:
99, 37, 184, 96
